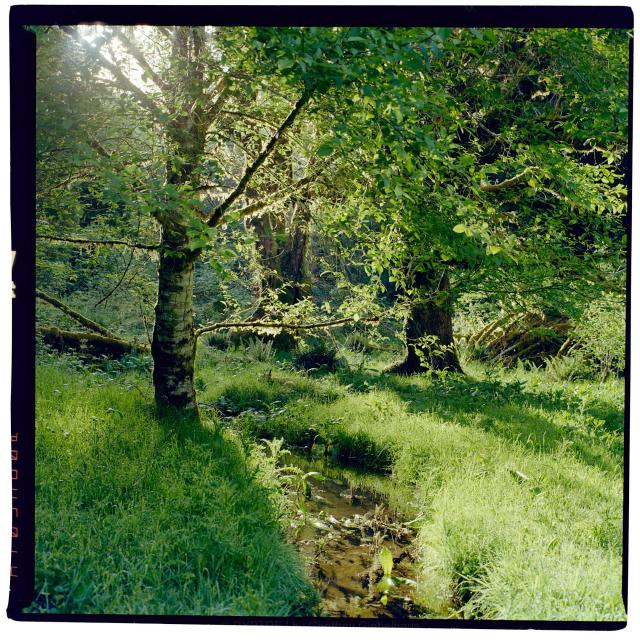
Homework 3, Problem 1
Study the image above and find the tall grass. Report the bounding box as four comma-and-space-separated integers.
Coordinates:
197, 347, 626, 621
31, 356, 317, 616
33, 343, 626, 620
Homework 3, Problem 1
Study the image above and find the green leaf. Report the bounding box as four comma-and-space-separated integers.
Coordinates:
377, 575, 396, 592
379, 546, 393, 576
317, 143, 335, 157
453, 224, 466, 234
277, 58, 294, 71
187, 238, 208, 251
487, 245, 502, 255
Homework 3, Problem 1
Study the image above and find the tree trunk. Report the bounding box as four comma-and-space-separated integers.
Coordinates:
244, 198, 311, 349
279, 196, 311, 306
391, 268, 462, 375
152, 231, 199, 416
150, 27, 206, 417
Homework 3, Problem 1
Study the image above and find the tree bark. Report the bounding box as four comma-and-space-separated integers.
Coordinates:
149, 27, 206, 417
152, 232, 199, 415
391, 268, 462, 375
279, 196, 311, 306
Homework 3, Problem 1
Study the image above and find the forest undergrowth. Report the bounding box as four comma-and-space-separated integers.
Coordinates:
31, 343, 626, 620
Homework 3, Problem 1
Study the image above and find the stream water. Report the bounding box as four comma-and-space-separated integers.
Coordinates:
283, 451, 426, 618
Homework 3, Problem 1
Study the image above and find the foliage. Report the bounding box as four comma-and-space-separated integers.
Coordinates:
293, 338, 343, 372
244, 337, 276, 363
572, 294, 626, 379
32, 22, 628, 622
195, 348, 625, 620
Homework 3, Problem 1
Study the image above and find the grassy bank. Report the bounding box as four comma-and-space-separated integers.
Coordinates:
32, 345, 626, 620
197, 347, 626, 621
31, 357, 317, 616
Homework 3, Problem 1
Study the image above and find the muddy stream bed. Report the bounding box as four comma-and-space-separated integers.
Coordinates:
282, 451, 427, 618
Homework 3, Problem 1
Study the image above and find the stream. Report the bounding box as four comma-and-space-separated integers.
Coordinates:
282, 451, 427, 618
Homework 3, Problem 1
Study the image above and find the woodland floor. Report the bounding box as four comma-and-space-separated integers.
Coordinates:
30, 346, 626, 620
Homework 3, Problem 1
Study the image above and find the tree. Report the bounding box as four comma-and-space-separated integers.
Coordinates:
320, 27, 628, 373
37, 25, 427, 413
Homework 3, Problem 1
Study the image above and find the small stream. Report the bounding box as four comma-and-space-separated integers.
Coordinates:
282, 451, 427, 618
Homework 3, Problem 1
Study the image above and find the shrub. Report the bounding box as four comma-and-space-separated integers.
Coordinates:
243, 337, 275, 363
543, 353, 590, 382
206, 331, 230, 350
293, 338, 342, 372
573, 295, 626, 379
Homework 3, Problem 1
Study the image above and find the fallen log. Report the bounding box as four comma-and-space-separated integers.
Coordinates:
36, 289, 120, 340
38, 325, 149, 359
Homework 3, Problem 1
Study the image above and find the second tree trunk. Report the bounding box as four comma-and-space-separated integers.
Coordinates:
392, 268, 462, 375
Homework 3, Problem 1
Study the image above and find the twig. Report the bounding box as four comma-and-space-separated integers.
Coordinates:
37, 234, 159, 251
480, 168, 532, 192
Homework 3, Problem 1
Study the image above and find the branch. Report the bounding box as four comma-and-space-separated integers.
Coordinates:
228, 169, 322, 221
480, 168, 532, 193
94, 249, 135, 307
36, 289, 121, 340
207, 90, 312, 228
205, 77, 231, 123
115, 27, 168, 92
195, 315, 379, 338
220, 109, 279, 129
38, 325, 150, 357
87, 138, 112, 159
61, 26, 167, 122
37, 234, 159, 251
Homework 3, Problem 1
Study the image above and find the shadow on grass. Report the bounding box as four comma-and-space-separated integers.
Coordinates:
203, 355, 623, 473
320, 368, 624, 472
33, 391, 319, 616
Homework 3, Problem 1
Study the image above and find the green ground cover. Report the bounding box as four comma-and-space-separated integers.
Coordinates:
32, 345, 626, 620
31, 357, 317, 616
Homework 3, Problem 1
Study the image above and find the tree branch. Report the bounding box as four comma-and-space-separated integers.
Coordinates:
61, 26, 167, 122
38, 325, 150, 356
94, 249, 136, 307
36, 289, 121, 340
479, 168, 532, 192
195, 315, 379, 338
227, 169, 323, 221
37, 234, 159, 251
205, 77, 231, 123
207, 90, 312, 228
115, 27, 168, 92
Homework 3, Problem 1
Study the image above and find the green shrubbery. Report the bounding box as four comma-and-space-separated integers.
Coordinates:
197, 349, 626, 621
33, 345, 626, 620
573, 295, 626, 379
293, 338, 343, 372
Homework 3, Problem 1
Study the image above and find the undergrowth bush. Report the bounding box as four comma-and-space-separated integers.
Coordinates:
572, 295, 626, 379
293, 338, 343, 372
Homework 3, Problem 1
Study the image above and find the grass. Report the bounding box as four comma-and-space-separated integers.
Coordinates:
31, 355, 318, 616
196, 346, 626, 621
32, 343, 626, 620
